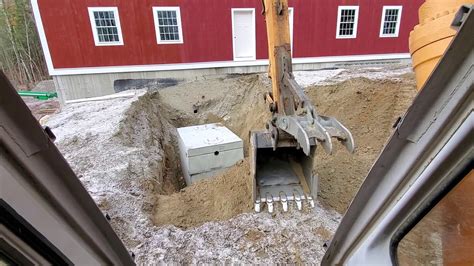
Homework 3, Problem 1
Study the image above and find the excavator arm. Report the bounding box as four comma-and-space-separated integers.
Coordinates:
262, 0, 354, 154
251, 0, 355, 213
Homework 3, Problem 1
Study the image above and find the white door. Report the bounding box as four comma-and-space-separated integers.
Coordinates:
232, 9, 256, 61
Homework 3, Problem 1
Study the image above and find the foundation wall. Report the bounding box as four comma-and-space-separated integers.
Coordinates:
53, 57, 411, 103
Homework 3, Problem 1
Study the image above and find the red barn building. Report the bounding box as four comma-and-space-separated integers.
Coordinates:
31, 0, 423, 101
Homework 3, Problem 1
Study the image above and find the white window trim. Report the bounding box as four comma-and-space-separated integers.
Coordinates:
336, 6, 359, 39
379, 6, 403, 38
88, 7, 124, 46
152, 7, 184, 44
231, 8, 256, 61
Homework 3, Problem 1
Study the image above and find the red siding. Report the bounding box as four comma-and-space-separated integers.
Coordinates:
37, 0, 423, 69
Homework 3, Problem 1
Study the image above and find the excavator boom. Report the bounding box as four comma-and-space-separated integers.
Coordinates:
251, 0, 355, 213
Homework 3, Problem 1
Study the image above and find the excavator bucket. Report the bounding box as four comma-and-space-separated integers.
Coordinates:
250, 131, 317, 213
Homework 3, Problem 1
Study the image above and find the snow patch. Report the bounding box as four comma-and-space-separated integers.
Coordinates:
294, 65, 413, 87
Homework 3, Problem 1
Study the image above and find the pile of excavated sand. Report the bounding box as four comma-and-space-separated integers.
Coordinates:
154, 159, 253, 228
306, 74, 417, 213
45, 64, 417, 263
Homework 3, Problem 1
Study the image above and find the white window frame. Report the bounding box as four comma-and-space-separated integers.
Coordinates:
152, 7, 184, 44
88, 7, 124, 46
336, 6, 359, 39
379, 6, 403, 38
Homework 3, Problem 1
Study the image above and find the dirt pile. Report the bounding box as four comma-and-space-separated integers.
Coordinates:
306, 74, 417, 213
154, 159, 253, 228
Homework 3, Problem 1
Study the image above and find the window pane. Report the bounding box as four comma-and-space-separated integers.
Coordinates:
339, 8, 356, 36
382, 8, 400, 36
156, 9, 181, 42
397, 171, 474, 265
93, 10, 120, 43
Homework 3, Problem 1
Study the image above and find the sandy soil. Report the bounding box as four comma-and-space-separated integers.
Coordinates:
307, 74, 417, 213
156, 74, 270, 153
22, 97, 60, 121
136, 205, 340, 264
43, 64, 417, 263
154, 159, 253, 228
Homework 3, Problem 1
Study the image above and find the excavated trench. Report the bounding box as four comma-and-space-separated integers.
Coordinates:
113, 73, 417, 229
114, 74, 271, 229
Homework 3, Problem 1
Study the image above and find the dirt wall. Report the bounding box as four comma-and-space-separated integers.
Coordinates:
306, 75, 417, 213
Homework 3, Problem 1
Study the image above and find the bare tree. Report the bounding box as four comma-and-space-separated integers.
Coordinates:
0, 0, 48, 88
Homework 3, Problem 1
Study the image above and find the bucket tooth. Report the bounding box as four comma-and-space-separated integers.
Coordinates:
279, 192, 288, 212
307, 194, 315, 208
266, 193, 274, 213
255, 199, 261, 213
294, 191, 303, 211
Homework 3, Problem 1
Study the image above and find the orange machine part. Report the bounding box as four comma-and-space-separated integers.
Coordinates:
418, 0, 467, 22
409, 0, 473, 90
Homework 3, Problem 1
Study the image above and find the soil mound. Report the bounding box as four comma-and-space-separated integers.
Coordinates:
153, 159, 253, 228
306, 75, 417, 213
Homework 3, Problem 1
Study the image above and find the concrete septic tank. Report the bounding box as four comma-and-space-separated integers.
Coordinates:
177, 123, 244, 185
